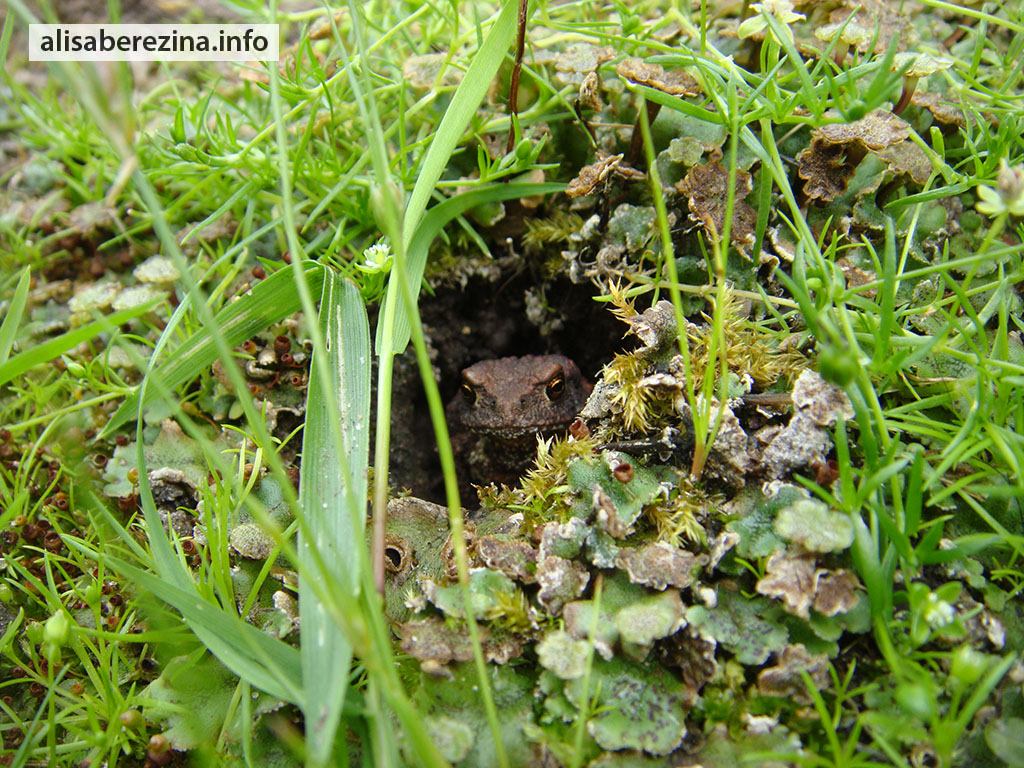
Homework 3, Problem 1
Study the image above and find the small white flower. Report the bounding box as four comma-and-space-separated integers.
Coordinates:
758, 0, 804, 21
922, 592, 955, 628
360, 240, 393, 273
738, 0, 805, 39
977, 159, 1024, 217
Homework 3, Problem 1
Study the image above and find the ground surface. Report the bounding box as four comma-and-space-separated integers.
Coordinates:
2, 1, 1024, 767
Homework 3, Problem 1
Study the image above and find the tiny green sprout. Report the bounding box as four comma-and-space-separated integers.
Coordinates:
817, 343, 858, 387
492, 133, 546, 178
25, 619, 44, 645
976, 159, 1024, 217
119, 709, 145, 730
64, 358, 87, 378
0, 582, 12, 603
738, 0, 805, 42
515, 135, 535, 163
43, 611, 71, 665
171, 104, 186, 144
950, 644, 989, 687
82, 581, 102, 606
44, 610, 71, 647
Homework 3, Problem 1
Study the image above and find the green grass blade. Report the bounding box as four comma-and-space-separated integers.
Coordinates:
67, 491, 305, 705
0, 267, 30, 365
376, 0, 542, 356
873, 218, 898, 370
905, 447, 925, 536
100, 264, 326, 436
376, 180, 564, 354
300, 272, 370, 766
400, 0, 522, 245
0, 302, 156, 388
71, 543, 304, 705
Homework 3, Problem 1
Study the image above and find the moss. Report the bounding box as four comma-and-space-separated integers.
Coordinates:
644, 474, 715, 548
688, 291, 808, 390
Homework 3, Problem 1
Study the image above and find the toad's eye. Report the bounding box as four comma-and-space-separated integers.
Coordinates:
545, 375, 566, 401
461, 382, 477, 405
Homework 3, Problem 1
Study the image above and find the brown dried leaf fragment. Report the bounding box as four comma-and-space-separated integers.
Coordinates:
798, 138, 856, 203
536, 555, 590, 615
798, 110, 920, 203
756, 549, 817, 619
555, 43, 617, 75
615, 541, 705, 590
911, 91, 967, 128
659, 628, 717, 692
876, 140, 932, 185
477, 536, 537, 584
676, 160, 757, 256
791, 369, 855, 427
624, 299, 678, 352
308, 11, 346, 40
814, 109, 911, 151
813, 569, 862, 616
578, 71, 603, 111
400, 616, 478, 667
566, 153, 645, 198
757, 369, 853, 478
835, 257, 877, 298
400, 617, 524, 672
706, 401, 755, 486
68, 200, 119, 237
827, 1, 915, 55
616, 58, 701, 97
757, 643, 830, 703
760, 412, 832, 479
402, 53, 463, 89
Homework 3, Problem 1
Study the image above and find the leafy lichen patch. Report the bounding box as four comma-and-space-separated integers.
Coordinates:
756, 643, 830, 703
676, 160, 758, 256
614, 541, 705, 590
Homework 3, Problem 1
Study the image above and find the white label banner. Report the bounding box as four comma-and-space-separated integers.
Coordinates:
29, 24, 279, 62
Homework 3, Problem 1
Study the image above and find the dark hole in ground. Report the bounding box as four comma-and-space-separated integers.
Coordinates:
384, 545, 405, 571
388, 272, 626, 502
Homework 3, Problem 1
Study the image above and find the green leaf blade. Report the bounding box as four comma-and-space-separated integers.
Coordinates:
299, 273, 370, 765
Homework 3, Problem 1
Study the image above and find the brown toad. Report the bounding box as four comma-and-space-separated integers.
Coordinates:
447, 355, 592, 486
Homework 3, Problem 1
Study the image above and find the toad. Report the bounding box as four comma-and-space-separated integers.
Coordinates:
447, 355, 592, 487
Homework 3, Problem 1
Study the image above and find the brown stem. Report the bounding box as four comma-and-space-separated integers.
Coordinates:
573, 100, 598, 147
506, 0, 529, 154
627, 99, 662, 168
831, 41, 850, 68
942, 16, 977, 49
892, 76, 918, 116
